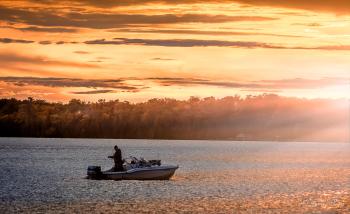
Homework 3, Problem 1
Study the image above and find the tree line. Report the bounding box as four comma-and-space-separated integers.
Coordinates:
0, 95, 348, 142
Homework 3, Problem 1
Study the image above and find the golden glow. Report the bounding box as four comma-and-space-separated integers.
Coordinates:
0, 1, 349, 102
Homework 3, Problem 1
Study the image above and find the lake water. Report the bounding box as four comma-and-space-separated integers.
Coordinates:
0, 138, 349, 213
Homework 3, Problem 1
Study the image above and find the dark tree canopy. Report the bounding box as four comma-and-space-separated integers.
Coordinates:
0, 95, 348, 142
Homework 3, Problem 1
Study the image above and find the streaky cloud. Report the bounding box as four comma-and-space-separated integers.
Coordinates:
229, 0, 350, 14
151, 57, 176, 61
28, 0, 350, 14
2, 26, 78, 33
74, 51, 91, 54
85, 38, 284, 49
0, 6, 276, 29
71, 89, 115, 94
114, 29, 307, 38
256, 77, 350, 89
83, 37, 350, 51
0, 52, 98, 68
150, 77, 349, 89
0, 38, 34, 44
0, 76, 347, 94
38, 41, 52, 45
3, 36, 350, 51
0, 77, 140, 91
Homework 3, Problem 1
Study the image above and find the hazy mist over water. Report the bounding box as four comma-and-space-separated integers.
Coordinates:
0, 138, 349, 213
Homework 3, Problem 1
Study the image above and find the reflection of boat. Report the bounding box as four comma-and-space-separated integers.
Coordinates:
87, 157, 179, 180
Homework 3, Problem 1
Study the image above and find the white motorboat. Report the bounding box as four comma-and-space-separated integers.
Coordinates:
87, 157, 179, 180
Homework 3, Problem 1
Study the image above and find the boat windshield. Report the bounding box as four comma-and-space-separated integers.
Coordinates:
124, 156, 138, 164
123, 156, 159, 169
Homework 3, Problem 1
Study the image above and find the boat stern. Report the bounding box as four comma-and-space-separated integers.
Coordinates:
87, 166, 102, 179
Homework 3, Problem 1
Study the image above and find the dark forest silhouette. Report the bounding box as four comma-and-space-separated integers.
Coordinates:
0, 94, 348, 142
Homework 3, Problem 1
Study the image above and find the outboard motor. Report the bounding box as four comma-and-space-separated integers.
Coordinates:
87, 166, 102, 179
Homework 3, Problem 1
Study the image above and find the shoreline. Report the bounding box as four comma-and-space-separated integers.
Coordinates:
0, 136, 347, 144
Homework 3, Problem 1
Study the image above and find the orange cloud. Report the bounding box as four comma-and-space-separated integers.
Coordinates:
115, 29, 306, 38
25, 0, 350, 14
0, 5, 276, 29
230, 0, 350, 14
0, 38, 34, 44
0, 76, 347, 91
0, 52, 98, 68
0, 77, 140, 91
83, 38, 350, 51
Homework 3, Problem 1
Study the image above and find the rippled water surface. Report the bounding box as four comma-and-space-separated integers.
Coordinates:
0, 138, 349, 213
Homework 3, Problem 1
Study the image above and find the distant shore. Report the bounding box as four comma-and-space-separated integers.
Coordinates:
0, 136, 348, 144
0, 95, 348, 142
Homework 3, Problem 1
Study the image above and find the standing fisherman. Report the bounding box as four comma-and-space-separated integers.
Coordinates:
108, 145, 124, 171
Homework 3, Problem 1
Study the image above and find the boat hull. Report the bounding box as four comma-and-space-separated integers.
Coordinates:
88, 165, 178, 180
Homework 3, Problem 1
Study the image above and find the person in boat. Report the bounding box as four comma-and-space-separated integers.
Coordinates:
108, 145, 124, 171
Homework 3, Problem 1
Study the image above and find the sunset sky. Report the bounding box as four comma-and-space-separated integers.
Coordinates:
0, 0, 349, 102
